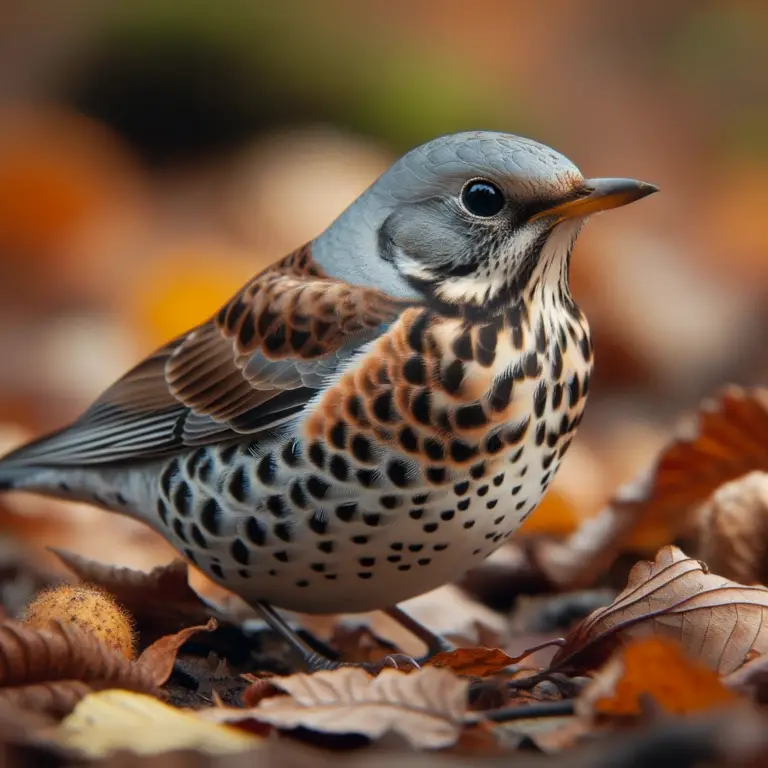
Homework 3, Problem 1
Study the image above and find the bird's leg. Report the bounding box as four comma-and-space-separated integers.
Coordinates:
253, 601, 453, 672
384, 605, 454, 661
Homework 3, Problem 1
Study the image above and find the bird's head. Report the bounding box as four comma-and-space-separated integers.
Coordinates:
314, 131, 657, 315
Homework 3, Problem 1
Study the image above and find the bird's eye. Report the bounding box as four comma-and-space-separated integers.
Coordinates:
461, 179, 505, 217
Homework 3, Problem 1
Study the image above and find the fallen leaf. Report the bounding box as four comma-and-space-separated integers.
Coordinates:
429, 641, 562, 677
202, 667, 473, 750
529, 387, 768, 590
50, 548, 214, 636
53, 689, 262, 757
0, 681, 93, 719
696, 471, 768, 585
551, 546, 768, 674
577, 637, 740, 718
135, 619, 217, 687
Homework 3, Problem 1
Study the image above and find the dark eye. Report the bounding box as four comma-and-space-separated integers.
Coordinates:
461, 179, 505, 217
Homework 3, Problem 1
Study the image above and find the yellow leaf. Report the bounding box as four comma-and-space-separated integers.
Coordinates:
54, 690, 262, 758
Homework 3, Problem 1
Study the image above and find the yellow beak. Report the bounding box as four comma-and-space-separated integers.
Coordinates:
530, 178, 658, 223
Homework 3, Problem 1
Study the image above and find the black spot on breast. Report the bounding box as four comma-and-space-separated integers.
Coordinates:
409, 508, 424, 520
426, 466, 447, 484
199, 498, 221, 535
407, 311, 432, 353
533, 381, 548, 418
380, 495, 402, 510
281, 439, 301, 467
256, 308, 275, 336
489, 371, 514, 412
504, 418, 529, 445
309, 513, 328, 535
477, 485, 489, 497
398, 564, 412, 571
558, 437, 573, 458
197, 458, 213, 483
191, 524, 207, 549
493, 473, 505, 487
410, 390, 431, 425
228, 467, 247, 503
274, 522, 292, 542
464, 520, 475, 529
329, 455, 350, 481
273, 551, 289, 562
156, 499, 169, 525
412, 493, 429, 505
535, 319, 548, 354
551, 344, 563, 380
308, 442, 326, 468
486, 499, 498, 509
352, 535, 368, 544
358, 572, 373, 579
373, 391, 397, 423
582, 371, 591, 396
440, 509, 455, 521
266, 495, 289, 518
351, 435, 374, 463
363, 513, 381, 527
476, 324, 498, 367
551, 382, 564, 410
515, 500, 526, 510
434, 543, 449, 551
307, 476, 331, 499
318, 541, 334, 554
359, 556, 376, 567
210, 562, 224, 579
452, 331, 473, 361
522, 351, 540, 377
542, 452, 556, 470
579, 334, 592, 362
399, 427, 419, 453
423, 522, 438, 533
512, 485, 522, 495
417, 558, 431, 566
391, 542, 404, 551
231, 539, 250, 565
246, 517, 266, 546
441, 359, 465, 395
290, 329, 312, 351
559, 413, 570, 435
329, 422, 347, 450
347, 395, 364, 423
173, 483, 193, 517
185, 549, 197, 565
311, 562, 326, 572
535, 422, 546, 446
457, 499, 471, 511
257, 454, 276, 485
450, 439, 478, 463
511, 447, 524, 463
290, 482, 308, 509
388, 555, 402, 563
219, 444, 239, 463
403, 356, 426, 385
409, 544, 424, 552
335, 503, 358, 522
455, 404, 489, 430
511, 325, 524, 350
296, 579, 309, 587
485, 432, 503, 454
356, 469, 377, 488
470, 462, 486, 480
567, 375, 581, 407
387, 459, 410, 487
185, 448, 206, 476
424, 439, 445, 461
325, 573, 338, 580
454, 481, 470, 496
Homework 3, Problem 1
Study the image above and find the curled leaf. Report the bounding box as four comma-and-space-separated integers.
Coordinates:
0, 681, 93, 719
552, 546, 768, 674
577, 638, 740, 718
696, 471, 768, 585
202, 667, 471, 750
429, 640, 562, 677
533, 386, 768, 589
135, 619, 217, 687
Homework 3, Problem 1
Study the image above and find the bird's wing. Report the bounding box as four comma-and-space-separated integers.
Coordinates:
9, 248, 407, 466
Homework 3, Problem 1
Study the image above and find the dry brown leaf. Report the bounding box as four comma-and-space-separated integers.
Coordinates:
202, 667, 472, 749
0, 681, 94, 719
551, 546, 768, 674
0, 620, 156, 691
53, 689, 262, 758
533, 386, 768, 589
135, 619, 217, 687
429, 648, 520, 677
696, 472, 768, 585
50, 548, 214, 635
577, 637, 740, 718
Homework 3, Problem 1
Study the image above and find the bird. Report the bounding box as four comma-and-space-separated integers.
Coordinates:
0, 131, 656, 667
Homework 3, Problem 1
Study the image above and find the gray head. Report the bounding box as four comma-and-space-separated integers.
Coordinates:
313, 131, 656, 313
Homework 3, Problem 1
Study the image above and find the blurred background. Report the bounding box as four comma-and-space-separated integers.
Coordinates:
0, 0, 765, 597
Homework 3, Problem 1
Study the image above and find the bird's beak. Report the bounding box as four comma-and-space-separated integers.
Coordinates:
530, 178, 658, 223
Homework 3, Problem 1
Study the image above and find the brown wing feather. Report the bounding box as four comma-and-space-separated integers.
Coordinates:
4, 246, 409, 467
